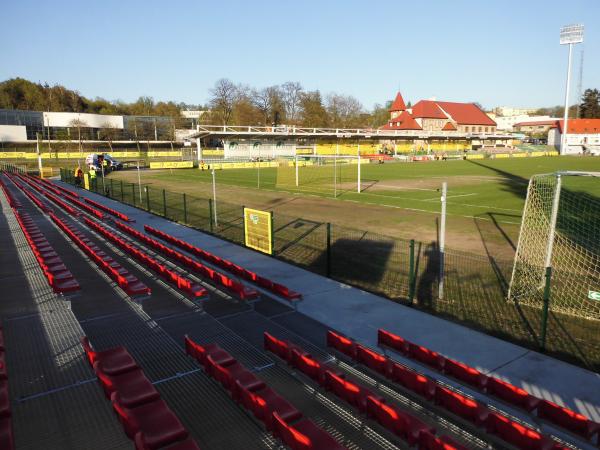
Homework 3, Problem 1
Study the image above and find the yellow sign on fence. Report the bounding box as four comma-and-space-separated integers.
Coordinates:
149, 161, 194, 169
244, 208, 273, 255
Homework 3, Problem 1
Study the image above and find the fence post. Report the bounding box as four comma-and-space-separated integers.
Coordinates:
183, 193, 187, 224
162, 189, 167, 217
208, 199, 214, 233
146, 186, 150, 211
326, 222, 332, 277
409, 239, 416, 304
109, 178, 113, 197
132, 184, 136, 206
540, 267, 552, 352
120, 180, 124, 202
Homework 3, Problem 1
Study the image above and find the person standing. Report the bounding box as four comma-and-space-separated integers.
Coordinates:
74, 166, 83, 187
89, 165, 97, 190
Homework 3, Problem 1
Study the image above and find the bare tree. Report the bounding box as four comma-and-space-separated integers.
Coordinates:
281, 82, 303, 123
209, 78, 238, 125
326, 93, 364, 128
99, 121, 119, 152
252, 86, 284, 125
69, 118, 88, 152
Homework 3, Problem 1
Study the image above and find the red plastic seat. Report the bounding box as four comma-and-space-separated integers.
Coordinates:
418, 430, 469, 450
0, 417, 14, 450
81, 337, 138, 375
263, 332, 291, 361
237, 383, 301, 430
0, 380, 9, 419
486, 377, 540, 412
135, 433, 201, 450
486, 412, 557, 450
443, 358, 488, 389
407, 342, 445, 370
324, 370, 371, 413
356, 344, 388, 375
272, 412, 345, 450
111, 392, 188, 445
290, 349, 323, 382
390, 363, 436, 400
366, 396, 432, 446
378, 329, 409, 354
212, 360, 262, 393
94, 363, 160, 407
537, 400, 600, 440
434, 387, 489, 426
326, 330, 356, 359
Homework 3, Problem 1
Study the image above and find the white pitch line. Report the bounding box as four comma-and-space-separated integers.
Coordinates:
422, 193, 478, 201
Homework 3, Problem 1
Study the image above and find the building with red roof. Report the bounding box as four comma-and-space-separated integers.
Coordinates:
548, 119, 600, 154
380, 92, 497, 134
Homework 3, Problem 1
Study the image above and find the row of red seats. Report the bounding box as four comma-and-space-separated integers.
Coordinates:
0, 329, 15, 450
263, 332, 464, 450
81, 337, 199, 450
27, 175, 67, 198
144, 225, 302, 302
84, 217, 206, 299
5, 175, 52, 213
14, 211, 81, 293
17, 174, 84, 217
113, 221, 256, 300
184, 335, 343, 450
378, 329, 600, 443
15, 175, 79, 216
50, 213, 150, 296
0, 177, 21, 209
38, 177, 79, 199
84, 197, 132, 222
329, 330, 564, 450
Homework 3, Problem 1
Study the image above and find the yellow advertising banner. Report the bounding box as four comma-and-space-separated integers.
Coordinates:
244, 208, 273, 255
149, 161, 194, 169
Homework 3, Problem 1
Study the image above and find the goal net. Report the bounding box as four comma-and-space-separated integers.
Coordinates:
275, 155, 363, 197
508, 172, 600, 320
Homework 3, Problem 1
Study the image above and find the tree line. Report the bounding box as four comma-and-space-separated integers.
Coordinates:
1, 77, 598, 129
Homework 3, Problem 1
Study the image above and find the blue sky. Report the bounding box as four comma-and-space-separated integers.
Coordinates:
1, 0, 598, 110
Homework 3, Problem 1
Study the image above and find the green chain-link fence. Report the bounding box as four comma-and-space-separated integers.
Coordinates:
58, 168, 600, 372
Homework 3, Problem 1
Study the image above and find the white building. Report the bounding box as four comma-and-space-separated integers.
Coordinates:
548, 119, 600, 155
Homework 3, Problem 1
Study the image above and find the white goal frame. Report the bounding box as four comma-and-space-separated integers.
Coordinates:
508, 170, 600, 319
293, 154, 363, 194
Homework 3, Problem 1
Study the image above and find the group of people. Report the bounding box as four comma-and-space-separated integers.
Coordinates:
73, 164, 100, 187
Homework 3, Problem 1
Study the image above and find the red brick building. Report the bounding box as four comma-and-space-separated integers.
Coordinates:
381, 92, 497, 133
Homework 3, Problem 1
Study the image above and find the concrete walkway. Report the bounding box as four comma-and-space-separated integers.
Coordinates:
59, 181, 600, 426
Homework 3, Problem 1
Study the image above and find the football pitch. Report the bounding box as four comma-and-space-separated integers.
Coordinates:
110, 155, 600, 258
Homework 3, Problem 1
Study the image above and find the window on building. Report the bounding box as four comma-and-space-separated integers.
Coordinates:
465, 126, 469, 132
479, 126, 483, 132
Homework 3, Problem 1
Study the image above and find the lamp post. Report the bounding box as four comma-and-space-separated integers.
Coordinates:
559, 24, 584, 155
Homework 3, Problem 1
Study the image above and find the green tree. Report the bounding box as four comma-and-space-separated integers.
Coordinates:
299, 90, 328, 127
580, 88, 600, 118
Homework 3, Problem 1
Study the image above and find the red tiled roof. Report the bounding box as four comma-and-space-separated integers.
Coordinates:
389, 92, 406, 112
513, 120, 557, 127
381, 110, 422, 130
435, 101, 496, 126
411, 100, 447, 119
554, 119, 600, 134
442, 121, 457, 131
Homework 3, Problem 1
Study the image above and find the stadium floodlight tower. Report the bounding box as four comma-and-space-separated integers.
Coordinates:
559, 24, 584, 155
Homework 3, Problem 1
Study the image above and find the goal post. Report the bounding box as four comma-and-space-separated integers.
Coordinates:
508, 171, 600, 320
276, 154, 364, 197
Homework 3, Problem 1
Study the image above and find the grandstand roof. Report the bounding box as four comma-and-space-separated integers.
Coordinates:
554, 119, 600, 134
389, 92, 406, 112
442, 121, 457, 131
435, 101, 496, 126
381, 110, 422, 130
